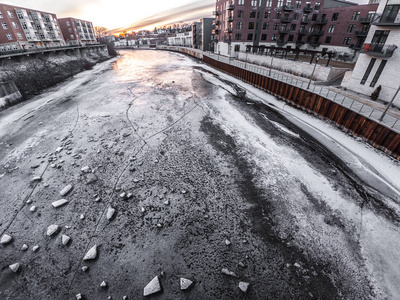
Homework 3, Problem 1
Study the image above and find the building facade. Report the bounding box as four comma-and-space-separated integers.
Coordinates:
200, 18, 215, 51
342, 0, 400, 105
213, 0, 378, 57
0, 3, 64, 52
58, 18, 96, 45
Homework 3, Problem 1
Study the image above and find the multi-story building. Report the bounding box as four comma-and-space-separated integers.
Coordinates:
342, 0, 400, 105
213, 0, 378, 57
200, 18, 215, 51
0, 3, 64, 52
58, 18, 96, 45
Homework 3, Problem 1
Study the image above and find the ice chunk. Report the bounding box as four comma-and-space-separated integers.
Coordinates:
52, 199, 69, 208
47, 224, 59, 236
83, 245, 97, 260
180, 278, 194, 290
0, 234, 12, 244
60, 184, 73, 196
143, 276, 161, 296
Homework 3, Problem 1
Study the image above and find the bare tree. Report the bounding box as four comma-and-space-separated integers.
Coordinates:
94, 26, 108, 39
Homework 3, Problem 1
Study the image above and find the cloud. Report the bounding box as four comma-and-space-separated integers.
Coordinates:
107, 1, 214, 34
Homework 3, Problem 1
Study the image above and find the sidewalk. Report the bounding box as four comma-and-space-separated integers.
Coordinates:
202, 52, 400, 134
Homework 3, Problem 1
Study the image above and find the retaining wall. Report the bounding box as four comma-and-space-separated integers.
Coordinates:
0, 81, 22, 110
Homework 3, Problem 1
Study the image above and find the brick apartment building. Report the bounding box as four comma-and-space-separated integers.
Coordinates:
342, 0, 400, 105
213, 0, 379, 57
58, 18, 96, 45
0, 3, 64, 52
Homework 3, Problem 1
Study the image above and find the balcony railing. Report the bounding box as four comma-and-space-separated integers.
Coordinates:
315, 18, 327, 24
354, 30, 368, 37
227, 16, 233, 22
373, 13, 400, 26
283, 5, 295, 11
281, 17, 293, 23
361, 43, 397, 57
301, 18, 310, 24
310, 30, 324, 36
225, 28, 233, 33
212, 29, 220, 34
303, 6, 313, 12
296, 40, 305, 46
279, 28, 290, 34
213, 20, 221, 25
227, 4, 234, 10
277, 40, 287, 46
213, 11, 220, 16
359, 16, 374, 24
310, 41, 321, 47
298, 28, 308, 34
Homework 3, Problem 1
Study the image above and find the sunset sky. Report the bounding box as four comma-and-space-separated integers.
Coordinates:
3, 0, 215, 32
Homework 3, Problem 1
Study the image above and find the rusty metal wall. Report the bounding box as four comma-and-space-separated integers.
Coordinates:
203, 55, 400, 160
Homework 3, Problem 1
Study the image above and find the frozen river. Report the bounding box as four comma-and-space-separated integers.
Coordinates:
0, 50, 400, 299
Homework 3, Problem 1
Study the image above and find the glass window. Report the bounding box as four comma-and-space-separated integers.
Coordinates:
290, 24, 296, 30
237, 10, 244, 18
273, 23, 279, 30
12, 22, 18, 29
328, 25, 335, 33
370, 60, 387, 87
288, 35, 294, 41
7, 11, 14, 18
17, 32, 23, 39
351, 11, 360, 20
251, 0, 258, 5
16, 12, 24, 19
265, 11, 271, 19
361, 58, 376, 84
6, 33, 13, 40
347, 24, 355, 33
263, 22, 269, 30
1, 22, 8, 29
248, 22, 255, 29
278, 0, 284, 7
237, 21, 243, 29
235, 33, 242, 40
266, 0, 272, 7
250, 10, 256, 18
332, 13, 339, 21
238, 0, 244, 5
343, 37, 351, 45
276, 12, 281, 19
261, 33, 267, 40
296, 0, 302, 8
293, 13, 299, 20
272, 34, 277, 40
21, 22, 28, 30
381, 5, 400, 23
312, 14, 318, 21
325, 36, 331, 43
247, 33, 253, 40
315, 2, 321, 9
0, 12, 3, 19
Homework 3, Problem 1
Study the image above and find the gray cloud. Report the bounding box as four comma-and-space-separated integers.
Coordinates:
107, 0, 214, 34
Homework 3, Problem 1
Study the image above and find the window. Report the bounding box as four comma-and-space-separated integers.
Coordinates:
278, 0, 284, 7
315, 2, 321, 9
251, 0, 258, 6
261, 33, 267, 40
360, 58, 376, 84
328, 25, 335, 33
21, 22, 28, 30
312, 14, 318, 21
290, 24, 296, 30
273, 23, 279, 30
250, 11, 256, 18
296, 0, 301, 8
370, 60, 387, 87
7, 11, 14, 18
266, 0, 272, 7
237, 10, 244, 18
347, 24, 355, 33
6, 33, 13, 40
235, 33, 242, 40
325, 36, 331, 43
0, 46, 5, 51
309, 25, 315, 32
265, 11, 271, 19
293, 13, 299, 20
276, 12, 281, 19
332, 13, 339, 21
236, 21, 243, 29
68, 28, 73, 32
351, 11, 360, 20
11, 44, 17, 50
263, 22, 269, 30
288, 35, 294, 41
0, 11, 3, 18
248, 22, 255, 29
272, 34, 277, 41
17, 32, 23, 39
1, 22, 8, 29
247, 33, 253, 40
234, 45, 240, 52
17, 12, 24, 19
66, 21, 70, 26
343, 37, 351, 45
371, 30, 389, 45
70, 34, 75, 39
381, 4, 400, 23
12, 22, 18, 29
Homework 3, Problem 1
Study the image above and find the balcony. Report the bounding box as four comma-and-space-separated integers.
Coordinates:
361, 43, 397, 57
279, 28, 290, 34
359, 16, 374, 24
373, 13, 400, 26
311, 30, 324, 36
296, 40, 305, 46
298, 28, 308, 34
281, 17, 293, 23
227, 16, 233, 22
349, 43, 363, 50
354, 30, 368, 37
283, 5, 295, 11
213, 20, 221, 25
277, 40, 287, 46
315, 18, 327, 24
227, 4, 234, 10
212, 29, 220, 34
213, 11, 220, 16
301, 18, 310, 24
303, 6, 313, 13
225, 28, 233, 33
310, 41, 321, 47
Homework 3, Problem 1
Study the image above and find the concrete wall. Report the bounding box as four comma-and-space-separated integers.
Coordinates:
237, 52, 348, 82
0, 81, 22, 110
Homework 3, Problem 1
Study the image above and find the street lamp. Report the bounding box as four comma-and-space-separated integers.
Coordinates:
269, 50, 275, 76
307, 56, 319, 89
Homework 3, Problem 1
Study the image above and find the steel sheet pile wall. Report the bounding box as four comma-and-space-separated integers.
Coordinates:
203, 55, 400, 160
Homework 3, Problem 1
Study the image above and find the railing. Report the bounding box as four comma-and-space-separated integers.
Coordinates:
359, 16, 374, 23
0, 44, 104, 57
277, 40, 287, 46
311, 30, 324, 36
213, 11, 220, 16
281, 17, 293, 23
279, 28, 291, 34
227, 16, 233, 22
301, 18, 310, 24
212, 29, 220, 34
296, 40, 305, 45
315, 18, 327, 24
361, 43, 397, 57
310, 42, 321, 47
298, 28, 308, 34
227, 4, 234, 10
354, 30, 368, 36
373, 13, 400, 26
303, 6, 313, 12
283, 5, 295, 10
